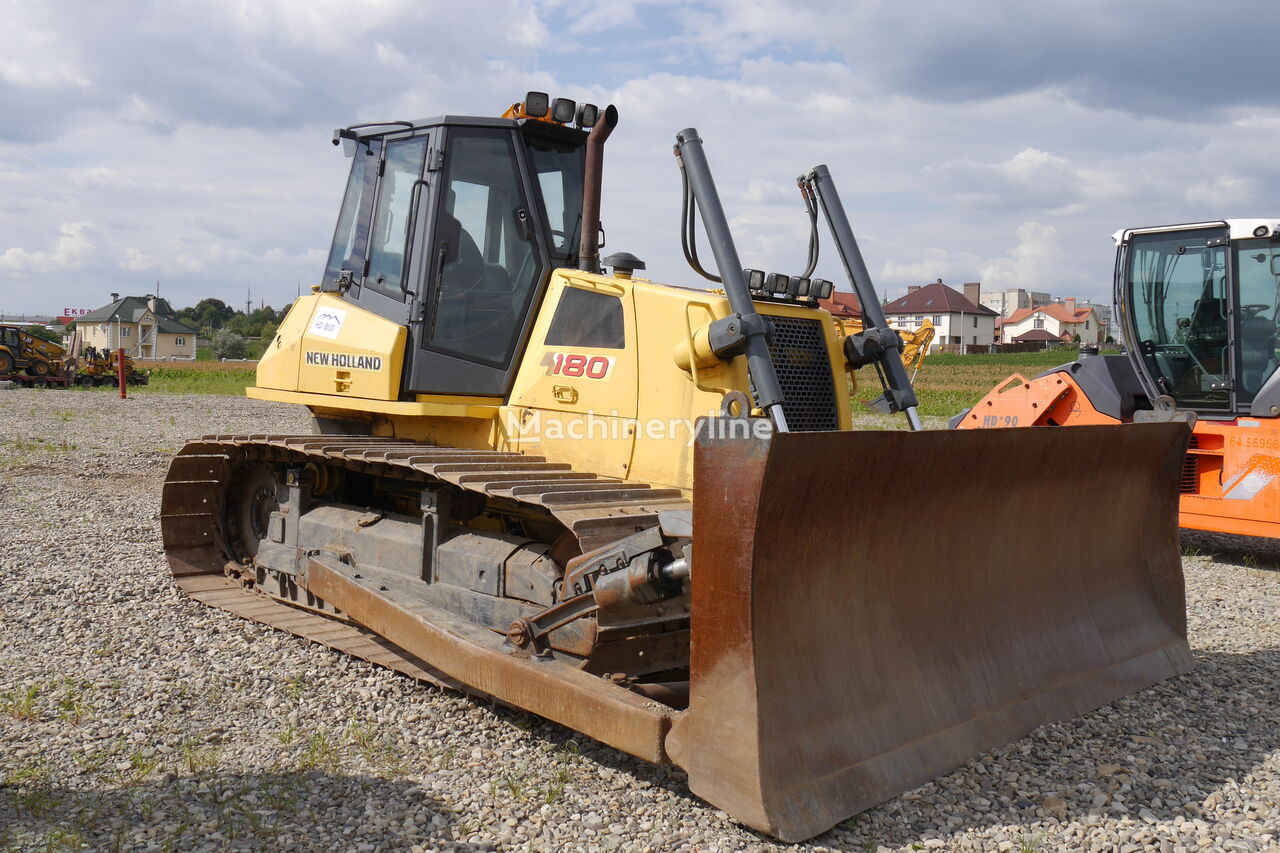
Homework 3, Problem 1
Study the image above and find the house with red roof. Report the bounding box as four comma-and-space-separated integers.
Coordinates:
1000, 298, 1102, 345
818, 291, 862, 320
881, 279, 997, 353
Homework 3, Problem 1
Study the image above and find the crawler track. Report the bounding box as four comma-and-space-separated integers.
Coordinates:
160, 434, 690, 692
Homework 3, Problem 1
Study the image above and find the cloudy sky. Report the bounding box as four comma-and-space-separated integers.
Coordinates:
3, 0, 1277, 316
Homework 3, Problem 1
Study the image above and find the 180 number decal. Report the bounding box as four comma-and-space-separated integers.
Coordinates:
548, 352, 613, 379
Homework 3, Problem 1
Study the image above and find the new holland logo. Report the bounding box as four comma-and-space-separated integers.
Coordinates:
305, 351, 383, 371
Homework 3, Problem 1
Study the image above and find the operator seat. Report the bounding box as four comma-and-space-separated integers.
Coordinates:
433, 210, 517, 360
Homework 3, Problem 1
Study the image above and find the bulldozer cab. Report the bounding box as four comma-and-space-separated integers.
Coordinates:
1120, 222, 1280, 415
322, 117, 587, 397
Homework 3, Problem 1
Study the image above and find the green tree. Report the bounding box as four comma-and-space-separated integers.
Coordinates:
227, 313, 255, 336
211, 328, 247, 360
177, 298, 236, 331
27, 326, 64, 345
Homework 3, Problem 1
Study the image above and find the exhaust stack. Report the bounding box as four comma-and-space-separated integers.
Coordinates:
578, 105, 619, 273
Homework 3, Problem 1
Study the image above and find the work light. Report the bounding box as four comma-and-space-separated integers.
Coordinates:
790, 277, 811, 299
744, 269, 766, 292
577, 103, 599, 128
812, 279, 834, 300
767, 273, 790, 294
552, 98, 577, 123
524, 92, 549, 118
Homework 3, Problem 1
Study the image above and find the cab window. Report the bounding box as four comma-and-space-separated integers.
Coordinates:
1127, 229, 1229, 410
545, 288, 624, 349
323, 138, 381, 290
365, 136, 429, 299
1235, 238, 1280, 402
525, 135, 584, 258
427, 129, 540, 367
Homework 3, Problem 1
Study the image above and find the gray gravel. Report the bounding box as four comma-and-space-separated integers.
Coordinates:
1, 389, 1277, 852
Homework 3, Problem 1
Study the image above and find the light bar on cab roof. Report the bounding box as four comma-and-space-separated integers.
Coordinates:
524, 91, 549, 118
552, 98, 577, 123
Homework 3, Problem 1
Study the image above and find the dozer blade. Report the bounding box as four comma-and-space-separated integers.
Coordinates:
669, 420, 1193, 841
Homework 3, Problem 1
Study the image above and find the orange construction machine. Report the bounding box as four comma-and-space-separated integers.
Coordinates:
956, 219, 1280, 539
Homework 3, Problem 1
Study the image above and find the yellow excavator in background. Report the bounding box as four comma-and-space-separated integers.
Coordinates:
836, 316, 934, 406
161, 94, 1191, 841
77, 346, 145, 387
0, 324, 67, 377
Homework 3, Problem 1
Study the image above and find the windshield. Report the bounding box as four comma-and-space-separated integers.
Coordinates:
322, 138, 381, 289
524, 134, 584, 258
1126, 228, 1230, 410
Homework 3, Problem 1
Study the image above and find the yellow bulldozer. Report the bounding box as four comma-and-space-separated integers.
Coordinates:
161, 94, 1193, 841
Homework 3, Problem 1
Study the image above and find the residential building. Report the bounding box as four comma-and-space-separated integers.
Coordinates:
78, 293, 197, 359
1000, 298, 1103, 345
818, 292, 861, 320
881, 280, 997, 353
1077, 299, 1115, 343
980, 287, 1051, 318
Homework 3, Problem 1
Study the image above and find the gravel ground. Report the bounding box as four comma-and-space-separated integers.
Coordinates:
1, 389, 1277, 853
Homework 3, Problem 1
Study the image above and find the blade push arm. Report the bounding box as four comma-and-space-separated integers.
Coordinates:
674, 128, 791, 432
805, 165, 923, 431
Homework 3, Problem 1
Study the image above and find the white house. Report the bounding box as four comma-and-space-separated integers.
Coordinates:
882, 280, 997, 353
1000, 298, 1103, 345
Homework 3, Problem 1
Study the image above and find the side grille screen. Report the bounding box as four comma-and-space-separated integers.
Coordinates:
764, 316, 839, 431
1179, 454, 1199, 494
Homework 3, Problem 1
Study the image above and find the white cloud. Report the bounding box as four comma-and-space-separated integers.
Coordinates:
0, 1, 1277, 314
977, 222, 1062, 290
0, 221, 95, 275
1185, 177, 1254, 208
881, 249, 970, 290
120, 248, 157, 271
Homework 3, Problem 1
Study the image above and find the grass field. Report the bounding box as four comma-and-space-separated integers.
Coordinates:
132, 361, 257, 396
853, 348, 1078, 418
60, 349, 1085, 418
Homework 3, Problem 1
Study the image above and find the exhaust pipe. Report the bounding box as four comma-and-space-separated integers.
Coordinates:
578, 104, 619, 273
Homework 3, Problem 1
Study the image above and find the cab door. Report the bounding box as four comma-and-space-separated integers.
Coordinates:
404, 125, 549, 397
1124, 226, 1235, 412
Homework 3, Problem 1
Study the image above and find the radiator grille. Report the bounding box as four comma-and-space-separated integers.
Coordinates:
764, 316, 839, 432
1179, 454, 1199, 494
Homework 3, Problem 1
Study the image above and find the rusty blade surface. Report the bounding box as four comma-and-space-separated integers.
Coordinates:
674, 421, 1193, 841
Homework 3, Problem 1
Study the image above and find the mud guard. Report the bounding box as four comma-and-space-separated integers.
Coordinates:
671, 420, 1193, 841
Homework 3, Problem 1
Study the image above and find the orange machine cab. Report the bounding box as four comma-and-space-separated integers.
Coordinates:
957, 218, 1280, 540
